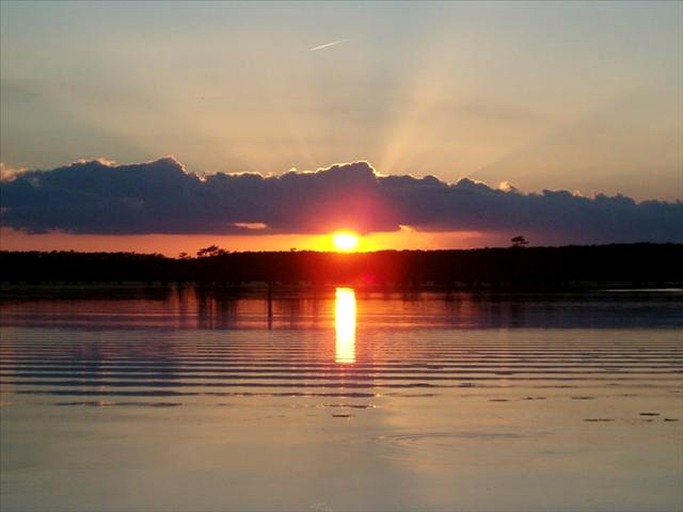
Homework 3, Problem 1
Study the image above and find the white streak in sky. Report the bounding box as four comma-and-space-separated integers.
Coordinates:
310, 39, 349, 52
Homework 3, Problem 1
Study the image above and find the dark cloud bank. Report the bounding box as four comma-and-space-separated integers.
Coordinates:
1, 157, 681, 244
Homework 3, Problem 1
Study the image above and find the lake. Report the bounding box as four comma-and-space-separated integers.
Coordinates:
1, 286, 681, 512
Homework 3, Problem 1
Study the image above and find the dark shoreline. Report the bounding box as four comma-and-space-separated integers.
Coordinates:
2, 243, 681, 291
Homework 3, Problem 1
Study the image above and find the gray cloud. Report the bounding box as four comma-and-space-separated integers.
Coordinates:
1, 157, 681, 244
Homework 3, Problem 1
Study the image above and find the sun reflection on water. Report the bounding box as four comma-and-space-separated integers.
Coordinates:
335, 287, 356, 364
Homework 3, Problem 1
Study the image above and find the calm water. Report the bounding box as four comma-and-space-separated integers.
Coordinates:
1, 286, 681, 512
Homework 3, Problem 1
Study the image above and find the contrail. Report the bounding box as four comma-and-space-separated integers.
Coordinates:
310, 39, 349, 52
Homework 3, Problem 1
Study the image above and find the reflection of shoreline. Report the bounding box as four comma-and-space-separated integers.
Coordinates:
4, 281, 683, 304
1, 284, 681, 330
335, 288, 356, 364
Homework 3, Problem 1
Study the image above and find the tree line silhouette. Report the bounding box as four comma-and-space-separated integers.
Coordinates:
1, 243, 681, 290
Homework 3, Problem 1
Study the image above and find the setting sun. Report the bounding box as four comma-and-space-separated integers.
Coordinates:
332, 231, 359, 252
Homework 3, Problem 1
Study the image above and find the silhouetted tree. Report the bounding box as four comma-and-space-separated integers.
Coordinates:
196, 245, 228, 257
511, 236, 529, 248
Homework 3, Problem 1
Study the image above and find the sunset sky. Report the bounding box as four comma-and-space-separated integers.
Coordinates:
1, 1, 681, 255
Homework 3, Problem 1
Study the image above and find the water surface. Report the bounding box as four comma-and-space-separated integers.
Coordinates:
1, 287, 681, 511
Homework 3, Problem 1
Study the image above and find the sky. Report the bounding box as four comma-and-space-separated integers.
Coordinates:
1, 1, 681, 255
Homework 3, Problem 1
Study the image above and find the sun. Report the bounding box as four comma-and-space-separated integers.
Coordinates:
332, 231, 359, 252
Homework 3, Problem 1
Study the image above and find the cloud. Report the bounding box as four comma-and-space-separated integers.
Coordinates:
0, 162, 29, 182
1, 157, 681, 244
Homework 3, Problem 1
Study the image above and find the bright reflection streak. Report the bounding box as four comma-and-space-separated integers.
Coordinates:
335, 287, 356, 364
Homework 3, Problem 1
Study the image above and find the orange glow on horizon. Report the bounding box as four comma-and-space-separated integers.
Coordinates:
0, 227, 494, 256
